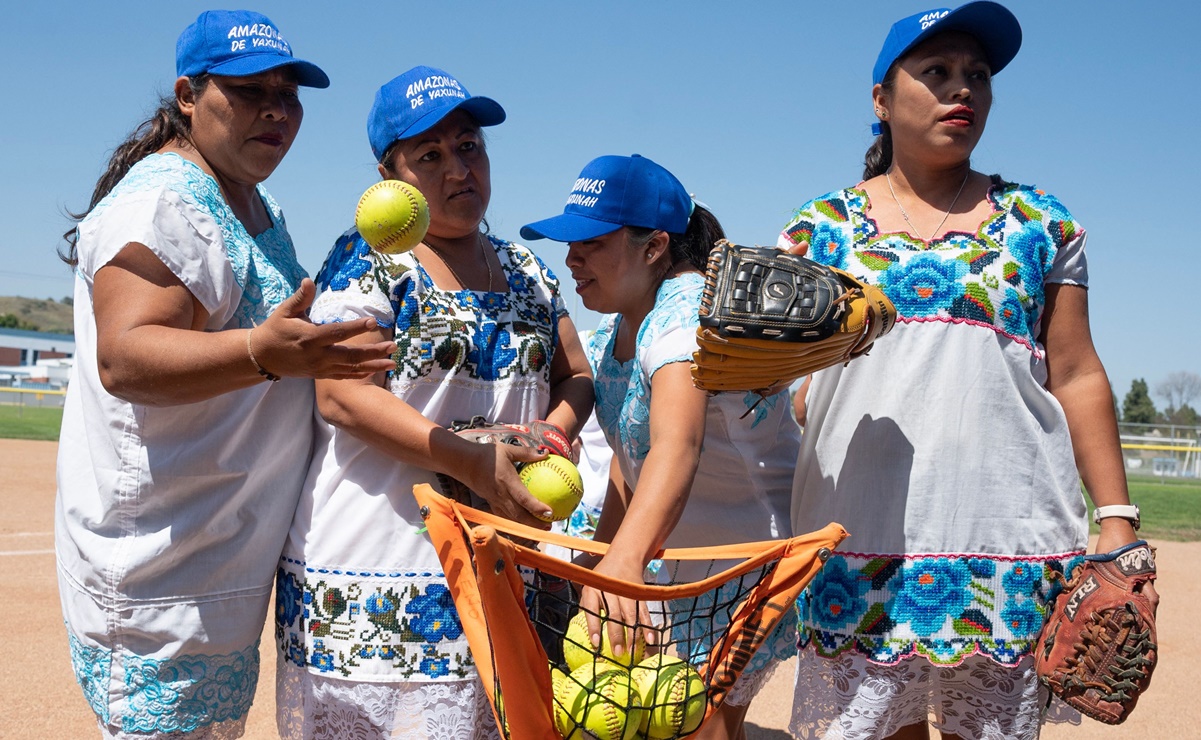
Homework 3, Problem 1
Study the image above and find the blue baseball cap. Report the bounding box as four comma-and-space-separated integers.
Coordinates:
367, 66, 506, 161
872, 1, 1022, 85
176, 10, 329, 88
520, 154, 691, 243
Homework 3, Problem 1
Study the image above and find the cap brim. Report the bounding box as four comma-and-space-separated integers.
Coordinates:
399, 96, 507, 141
520, 213, 623, 243
205, 55, 330, 88
909, 1, 1022, 76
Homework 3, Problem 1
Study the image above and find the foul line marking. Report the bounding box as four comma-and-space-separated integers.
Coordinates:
0, 549, 54, 556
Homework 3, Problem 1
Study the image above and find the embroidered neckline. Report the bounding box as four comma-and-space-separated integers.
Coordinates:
852, 178, 1009, 249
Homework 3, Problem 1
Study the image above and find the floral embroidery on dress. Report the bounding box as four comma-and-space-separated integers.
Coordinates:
588, 273, 769, 461
86, 153, 307, 327
276, 562, 476, 681
780, 182, 1083, 355
68, 630, 260, 733
313, 233, 560, 388
798, 551, 1085, 666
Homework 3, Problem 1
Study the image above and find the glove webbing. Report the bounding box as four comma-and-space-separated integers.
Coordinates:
1063, 603, 1155, 703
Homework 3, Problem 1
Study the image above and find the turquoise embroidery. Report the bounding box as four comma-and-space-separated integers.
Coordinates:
780, 182, 1083, 354
87, 153, 307, 328
798, 551, 1084, 665
588, 274, 703, 462
68, 630, 258, 733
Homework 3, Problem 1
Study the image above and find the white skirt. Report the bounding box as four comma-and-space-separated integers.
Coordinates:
790, 649, 1081, 740
276, 657, 500, 740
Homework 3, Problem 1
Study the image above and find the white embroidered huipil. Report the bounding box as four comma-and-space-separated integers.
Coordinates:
55, 153, 312, 736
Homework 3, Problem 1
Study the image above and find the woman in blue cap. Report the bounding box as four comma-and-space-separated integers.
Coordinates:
522, 154, 799, 739
273, 66, 593, 738
54, 10, 396, 739
778, 2, 1157, 738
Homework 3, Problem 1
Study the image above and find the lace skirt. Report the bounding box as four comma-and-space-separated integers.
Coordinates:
276, 657, 501, 740
790, 649, 1080, 740
97, 719, 247, 739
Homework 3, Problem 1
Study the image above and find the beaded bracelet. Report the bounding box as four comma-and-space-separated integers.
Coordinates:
246, 327, 280, 382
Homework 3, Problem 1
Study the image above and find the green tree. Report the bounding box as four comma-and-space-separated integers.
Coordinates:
0, 313, 39, 331
1122, 378, 1157, 425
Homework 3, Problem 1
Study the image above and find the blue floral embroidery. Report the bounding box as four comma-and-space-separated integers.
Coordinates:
798, 551, 1084, 665
68, 631, 112, 724
806, 557, 869, 630
782, 182, 1083, 353
1002, 562, 1038, 595
276, 568, 304, 628
1000, 598, 1042, 635
278, 563, 475, 680
809, 220, 852, 270
419, 648, 451, 678
318, 233, 374, 292
893, 558, 974, 637
880, 254, 969, 315
407, 584, 464, 642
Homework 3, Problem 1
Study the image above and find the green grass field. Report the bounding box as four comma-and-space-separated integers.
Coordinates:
1, 406, 1196, 540
0, 405, 62, 441
1090, 476, 1201, 542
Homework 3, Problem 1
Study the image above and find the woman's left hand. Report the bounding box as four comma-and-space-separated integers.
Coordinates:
1094, 518, 1160, 613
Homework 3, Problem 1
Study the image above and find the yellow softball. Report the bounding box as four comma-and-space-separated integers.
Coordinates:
519, 454, 584, 522
630, 653, 706, 738
562, 610, 646, 672
354, 180, 430, 254
557, 663, 645, 740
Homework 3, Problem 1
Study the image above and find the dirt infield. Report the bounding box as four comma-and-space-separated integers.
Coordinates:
5, 438, 1196, 738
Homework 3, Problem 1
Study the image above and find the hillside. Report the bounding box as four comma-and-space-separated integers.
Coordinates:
0, 296, 74, 335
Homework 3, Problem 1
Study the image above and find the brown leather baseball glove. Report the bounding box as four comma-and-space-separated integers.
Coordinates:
1034, 540, 1158, 724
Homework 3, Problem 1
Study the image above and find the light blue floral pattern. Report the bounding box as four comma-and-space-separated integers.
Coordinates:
85, 153, 307, 327
68, 631, 259, 733
588, 273, 767, 463
780, 181, 1084, 354
798, 550, 1084, 665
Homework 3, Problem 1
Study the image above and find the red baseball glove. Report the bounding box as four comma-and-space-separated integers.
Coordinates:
1034, 540, 1158, 724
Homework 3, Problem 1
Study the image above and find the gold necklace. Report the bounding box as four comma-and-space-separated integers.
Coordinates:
427, 233, 493, 291
886, 170, 969, 241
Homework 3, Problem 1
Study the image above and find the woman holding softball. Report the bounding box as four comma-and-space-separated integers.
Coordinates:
273, 66, 592, 738
54, 10, 396, 739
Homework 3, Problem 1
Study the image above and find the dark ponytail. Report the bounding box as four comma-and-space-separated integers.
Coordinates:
60, 75, 210, 266
626, 204, 726, 274
863, 65, 898, 180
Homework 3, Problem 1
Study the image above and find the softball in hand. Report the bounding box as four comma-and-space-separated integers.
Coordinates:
355, 180, 430, 254
519, 454, 584, 522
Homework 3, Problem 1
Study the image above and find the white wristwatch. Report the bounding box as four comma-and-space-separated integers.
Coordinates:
1093, 504, 1141, 530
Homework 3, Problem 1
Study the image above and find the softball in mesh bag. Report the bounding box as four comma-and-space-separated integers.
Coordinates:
563, 610, 646, 672
555, 663, 646, 740
631, 653, 706, 738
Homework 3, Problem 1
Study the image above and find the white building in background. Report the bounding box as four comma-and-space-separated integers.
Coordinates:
0, 328, 75, 388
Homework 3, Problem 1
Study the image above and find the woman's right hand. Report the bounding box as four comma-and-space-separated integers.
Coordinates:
579, 556, 656, 659
458, 442, 555, 528
250, 279, 398, 380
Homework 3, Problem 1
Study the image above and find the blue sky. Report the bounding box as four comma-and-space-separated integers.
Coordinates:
1, 0, 1196, 404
